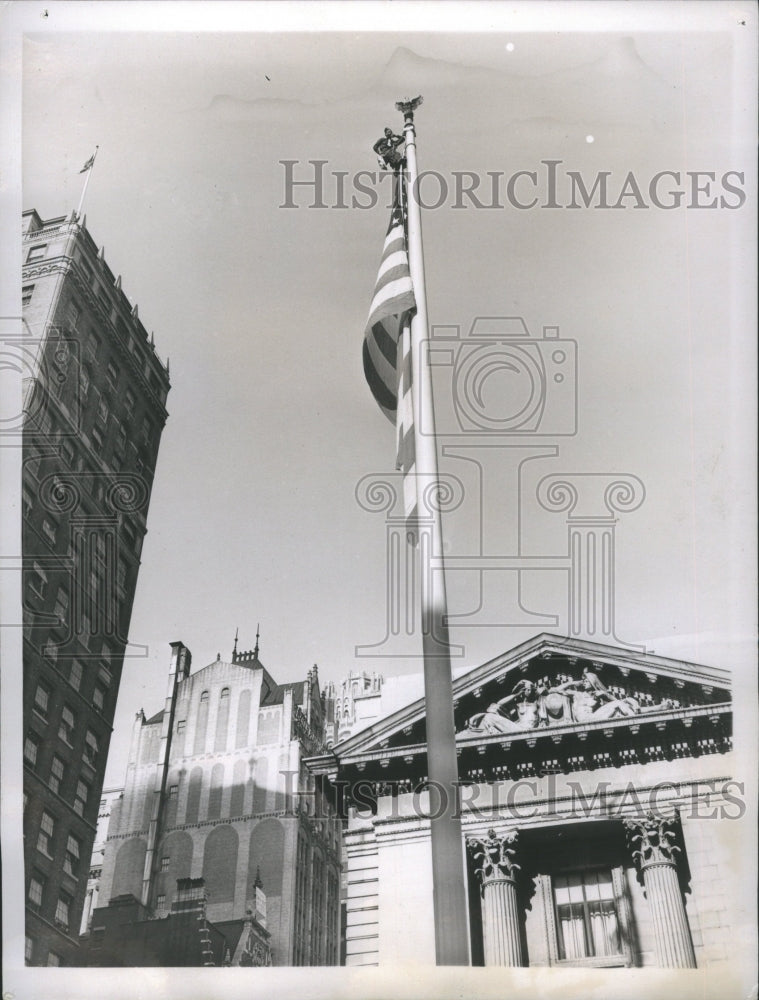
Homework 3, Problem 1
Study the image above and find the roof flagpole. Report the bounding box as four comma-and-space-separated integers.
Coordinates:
76, 146, 99, 219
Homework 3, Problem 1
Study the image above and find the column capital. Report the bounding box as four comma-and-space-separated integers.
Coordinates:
624, 812, 681, 872
467, 828, 520, 885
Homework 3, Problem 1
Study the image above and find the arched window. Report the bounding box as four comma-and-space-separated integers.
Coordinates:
235, 690, 251, 748
202, 825, 238, 904
214, 687, 231, 752
193, 691, 210, 755
184, 766, 203, 825
207, 763, 224, 820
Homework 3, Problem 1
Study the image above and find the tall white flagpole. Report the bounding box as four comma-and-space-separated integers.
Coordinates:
397, 96, 470, 966
76, 146, 99, 219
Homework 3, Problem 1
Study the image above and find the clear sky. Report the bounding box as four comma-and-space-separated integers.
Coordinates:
11, 3, 756, 786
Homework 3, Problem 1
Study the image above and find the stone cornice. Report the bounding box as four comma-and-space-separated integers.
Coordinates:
311, 701, 731, 771
321, 636, 731, 763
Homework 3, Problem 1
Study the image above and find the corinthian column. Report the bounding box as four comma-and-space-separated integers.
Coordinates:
467, 829, 524, 966
624, 813, 696, 968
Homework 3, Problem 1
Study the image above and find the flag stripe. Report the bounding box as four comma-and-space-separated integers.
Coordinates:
363, 173, 419, 532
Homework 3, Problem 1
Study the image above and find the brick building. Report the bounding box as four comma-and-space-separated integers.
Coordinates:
21, 209, 170, 966
307, 634, 739, 968
90, 640, 341, 966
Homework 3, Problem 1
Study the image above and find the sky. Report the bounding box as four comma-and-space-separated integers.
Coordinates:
6, 2, 756, 790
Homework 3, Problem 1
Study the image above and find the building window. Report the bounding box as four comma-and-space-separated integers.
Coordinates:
106, 361, 119, 388
156, 894, 166, 910
86, 330, 100, 358
91, 426, 104, 450
37, 811, 55, 856
60, 438, 75, 466
160, 856, 170, 872
63, 834, 81, 878
25, 935, 34, 964
125, 389, 136, 415
33, 682, 50, 719
84, 729, 99, 766
74, 779, 90, 817
42, 518, 58, 546
114, 423, 127, 460
47, 951, 62, 967
96, 396, 109, 426
141, 417, 152, 446
68, 299, 81, 327
23, 284, 34, 307
53, 585, 69, 622
93, 685, 105, 711
24, 732, 39, 767
176, 720, 186, 735
28, 876, 44, 911
200, 691, 209, 703
69, 661, 83, 690
552, 869, 624, 962
79, 612, 91, 649
116, 562, 127, 593
49, 755, 65, 795
28, 561, 47, 600
22, 485, 34, 517
80, 365, 91, 400
169, 784, 178, 799
59, 705, 75, 744
26, 244, 47, 263
54, 893, 71, 931
98, 662, 112, 687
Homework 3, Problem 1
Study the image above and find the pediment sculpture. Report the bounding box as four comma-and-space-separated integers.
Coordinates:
460, 666, 678, 736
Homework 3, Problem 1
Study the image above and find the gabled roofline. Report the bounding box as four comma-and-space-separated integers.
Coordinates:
329, 633, 732, 759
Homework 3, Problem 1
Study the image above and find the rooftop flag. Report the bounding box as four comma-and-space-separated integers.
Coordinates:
79, 149, 97, 173
76, 146, 99, 218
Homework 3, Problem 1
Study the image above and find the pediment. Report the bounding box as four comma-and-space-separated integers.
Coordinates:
322, 635, 731, 767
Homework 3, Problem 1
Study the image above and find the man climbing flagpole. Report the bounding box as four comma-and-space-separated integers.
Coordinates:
363, 97, 470, 965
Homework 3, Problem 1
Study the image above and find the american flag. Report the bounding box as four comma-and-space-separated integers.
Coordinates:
79, 150, 97, 173
363, 176, 418, 532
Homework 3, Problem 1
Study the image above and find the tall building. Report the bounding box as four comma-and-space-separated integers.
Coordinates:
308, 634, 737, 969
88, 640, 341, 967
322, 670, 384, 746
21, 209, 170, 966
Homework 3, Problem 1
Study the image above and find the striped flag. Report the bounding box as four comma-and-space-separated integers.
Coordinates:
79, 151, 97, 173
363, 176, 419, 532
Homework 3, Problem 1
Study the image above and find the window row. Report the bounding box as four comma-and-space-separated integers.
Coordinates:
27, 871, 74, 933
24, 934, 63, 967
31, 681, 106, 738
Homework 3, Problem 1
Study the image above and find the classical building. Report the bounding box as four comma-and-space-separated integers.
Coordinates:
21, 209, 170, 966
89, 640, 341, 966
307, 634, 737, 969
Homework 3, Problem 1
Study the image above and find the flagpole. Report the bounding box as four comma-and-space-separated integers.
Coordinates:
76, 146, 99, 218
397, 97, 470, 966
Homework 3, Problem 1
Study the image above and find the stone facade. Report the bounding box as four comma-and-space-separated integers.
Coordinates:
307, 634, 740, 969
90, 643, 341, 966
22, 209, 170, 966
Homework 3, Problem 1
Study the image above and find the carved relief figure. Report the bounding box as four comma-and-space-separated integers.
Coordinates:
461, 664, 678, 736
